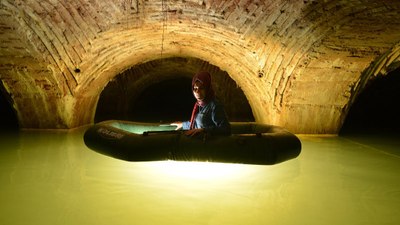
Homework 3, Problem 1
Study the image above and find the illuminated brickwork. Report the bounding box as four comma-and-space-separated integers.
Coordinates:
1, 0, 400, 133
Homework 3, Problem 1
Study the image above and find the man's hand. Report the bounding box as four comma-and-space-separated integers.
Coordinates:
170, 122, 183, 130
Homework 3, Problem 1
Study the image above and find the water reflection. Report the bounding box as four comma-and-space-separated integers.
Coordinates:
0, 129, 399, 225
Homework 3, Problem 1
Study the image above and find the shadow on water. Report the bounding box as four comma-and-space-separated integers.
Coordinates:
340, 133, 400, 158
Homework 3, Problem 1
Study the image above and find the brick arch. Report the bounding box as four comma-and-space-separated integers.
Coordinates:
74, 26, 269, 127
1, 0, 400, 133
93, 57, 255, 123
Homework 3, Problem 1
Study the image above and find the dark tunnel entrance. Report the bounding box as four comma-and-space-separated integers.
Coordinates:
129, 77, 194, 123
95, 57, 255, 124
340, 67, 400, 135
0, 84, 19, 132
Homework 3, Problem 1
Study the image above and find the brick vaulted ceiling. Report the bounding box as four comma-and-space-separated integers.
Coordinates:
1, 0, 400, 133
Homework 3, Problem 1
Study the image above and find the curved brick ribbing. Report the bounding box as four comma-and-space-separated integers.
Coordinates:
0, 0, 400, 133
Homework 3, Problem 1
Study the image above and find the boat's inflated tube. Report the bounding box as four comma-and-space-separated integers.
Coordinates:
83, 120, 301, 165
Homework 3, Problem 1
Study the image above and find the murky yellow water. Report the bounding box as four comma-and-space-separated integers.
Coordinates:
0, 128, 399, 225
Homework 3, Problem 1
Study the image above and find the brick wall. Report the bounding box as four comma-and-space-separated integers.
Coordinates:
0, 0, 400, 133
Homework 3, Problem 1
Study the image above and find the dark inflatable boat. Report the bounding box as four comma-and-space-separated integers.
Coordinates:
83, 120, 301, 165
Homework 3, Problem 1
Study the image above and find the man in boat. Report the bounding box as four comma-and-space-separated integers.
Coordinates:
171, 71, 231, 136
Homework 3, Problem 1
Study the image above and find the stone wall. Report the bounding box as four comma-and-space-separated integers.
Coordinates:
1, 0, 400, 133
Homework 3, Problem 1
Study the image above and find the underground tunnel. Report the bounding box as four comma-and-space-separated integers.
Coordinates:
1, 1, 400, 225
95, 57, 255, 124
0, 83, 18, 131
340, 67, 400, 135
1, 0, 400, 133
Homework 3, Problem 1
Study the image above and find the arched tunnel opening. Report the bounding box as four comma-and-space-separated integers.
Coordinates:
0, 83, 19, 132
340, 67, 400, 135
95, 57, 255, 124
129, 77, 194, 123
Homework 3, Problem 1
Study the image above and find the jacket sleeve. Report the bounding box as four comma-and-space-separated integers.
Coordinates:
206, 101, 231, 135
182, 121, 190, 130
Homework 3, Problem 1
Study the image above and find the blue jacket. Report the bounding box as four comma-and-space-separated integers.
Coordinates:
182, 99, 231, 135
